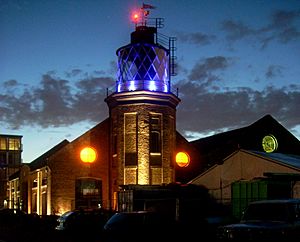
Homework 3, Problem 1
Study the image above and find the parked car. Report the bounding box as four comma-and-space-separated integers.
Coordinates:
103, 210, 178, 242
216, 199, 300, 242
55, 208, 113, 240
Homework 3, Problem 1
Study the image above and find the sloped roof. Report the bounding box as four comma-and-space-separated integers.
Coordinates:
191, 114, 299, 155
26, 118, 110, 172
188, 149, 300, 184
28, 139, 69, 171
176, 114, 300, 183
250, 150, 300, 170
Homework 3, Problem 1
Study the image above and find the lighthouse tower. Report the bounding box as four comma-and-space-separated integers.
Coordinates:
105, 8, 180, 187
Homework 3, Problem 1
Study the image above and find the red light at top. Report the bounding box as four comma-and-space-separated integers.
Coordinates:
130, 4, 156, 25
131, 12, 140, 23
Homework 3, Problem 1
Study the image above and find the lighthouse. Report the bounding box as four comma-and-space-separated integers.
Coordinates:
105, 7, 180, 187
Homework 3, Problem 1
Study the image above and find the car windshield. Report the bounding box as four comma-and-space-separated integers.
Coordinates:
58, 211, 74, 220
242, 203, 294, 222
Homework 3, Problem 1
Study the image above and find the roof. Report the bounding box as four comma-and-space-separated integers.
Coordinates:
188, 149, 300, 184
176, 114, 300, 183
28, 139, 69, 171
0, 134, 22, 138
26, 117, 110, 172
250, 150, 300, 170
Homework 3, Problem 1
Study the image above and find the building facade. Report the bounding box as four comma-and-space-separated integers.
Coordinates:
6, 16, 300, 217
7, 17, 182, 215
0, 134, 22, 208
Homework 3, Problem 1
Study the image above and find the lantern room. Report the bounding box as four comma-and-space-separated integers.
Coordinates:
115, 13, 176, 93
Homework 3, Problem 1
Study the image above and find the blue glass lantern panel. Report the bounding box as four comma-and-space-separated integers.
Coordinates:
117, 43, 169, 92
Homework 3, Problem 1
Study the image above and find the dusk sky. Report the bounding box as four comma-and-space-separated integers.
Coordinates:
1, 0, 300, 163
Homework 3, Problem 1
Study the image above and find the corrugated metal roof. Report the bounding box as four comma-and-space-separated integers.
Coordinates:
250, 150, 300, 169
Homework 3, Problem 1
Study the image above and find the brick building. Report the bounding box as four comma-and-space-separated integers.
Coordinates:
7, 17, 181, 215
6, 16, 300, 217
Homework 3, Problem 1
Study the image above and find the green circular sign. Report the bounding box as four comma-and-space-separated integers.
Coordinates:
262, 135, 278, 153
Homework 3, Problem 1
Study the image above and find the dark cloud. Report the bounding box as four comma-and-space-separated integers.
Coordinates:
221, 20, 255, 40
270, 9, 300, 29
221, 9, 300, 48
3, 79, 18, 88
188, 56, 232, 83
176, 81, 300, 138
277, 27, 300, 43
265, 65, 283, 79
1, 62, 299, 141
65, 69, 83, 78
0, 73, 114, 129
173, 56, 300, 139
177, 31, 216, 45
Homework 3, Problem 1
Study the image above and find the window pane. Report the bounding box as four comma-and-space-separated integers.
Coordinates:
0, 138, 7, 150
125, 114, 137, 166
8, 138, 21, 150
150, 131, 160, 153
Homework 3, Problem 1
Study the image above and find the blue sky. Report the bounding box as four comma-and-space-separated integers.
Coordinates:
1, 0, 300, 162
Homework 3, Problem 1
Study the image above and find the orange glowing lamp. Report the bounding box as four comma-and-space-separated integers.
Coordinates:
80, 147, 97, 163
176, 152, 190, 167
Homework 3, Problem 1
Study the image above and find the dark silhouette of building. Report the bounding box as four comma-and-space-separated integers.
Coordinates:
0, 134, 22, 208
176, 114, 300, 183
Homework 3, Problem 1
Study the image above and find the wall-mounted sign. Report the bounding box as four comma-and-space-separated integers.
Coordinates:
262, 135, 278, 153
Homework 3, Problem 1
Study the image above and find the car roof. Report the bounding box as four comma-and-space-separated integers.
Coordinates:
116, 211, 151, 214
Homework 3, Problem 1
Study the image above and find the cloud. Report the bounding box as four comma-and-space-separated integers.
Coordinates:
269, 9, 300, 29
176, 77, 300, 139
3, 79, 18, 88
221, 9, 300, 48
1, 59, 299, 142
221, 20, 255, 40
65, 69, 83, 78
265, 65, 283, 79
177, 31, 216, 45
188, 56, 233, 85
0, 73, 114, 129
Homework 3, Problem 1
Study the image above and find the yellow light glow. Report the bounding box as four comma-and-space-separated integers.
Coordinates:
176, 152, 190, 167
262, 135, 278, 153
80, 147, 97, 163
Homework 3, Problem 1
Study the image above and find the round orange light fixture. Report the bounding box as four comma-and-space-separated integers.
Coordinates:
176, 152, 190, 167
80, 147, 97, 163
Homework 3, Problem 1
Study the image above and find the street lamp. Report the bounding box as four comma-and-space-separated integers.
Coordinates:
80, 147, 97, 163
175, 151, 190, 167
79, 147, 98, 209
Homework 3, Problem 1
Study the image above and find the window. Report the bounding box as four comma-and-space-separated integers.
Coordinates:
125, 153, 137, 166
113, 135, 117, 155
8, 138, 21, 151
149, 116, 161, 154
0, 138, 7, 150
75, 178, 102, 209
0, 152, 7, 166
150, 131, 160, 153
150, 115, 162, 166
124, 113, 137, 166
8, 153, 21, 166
